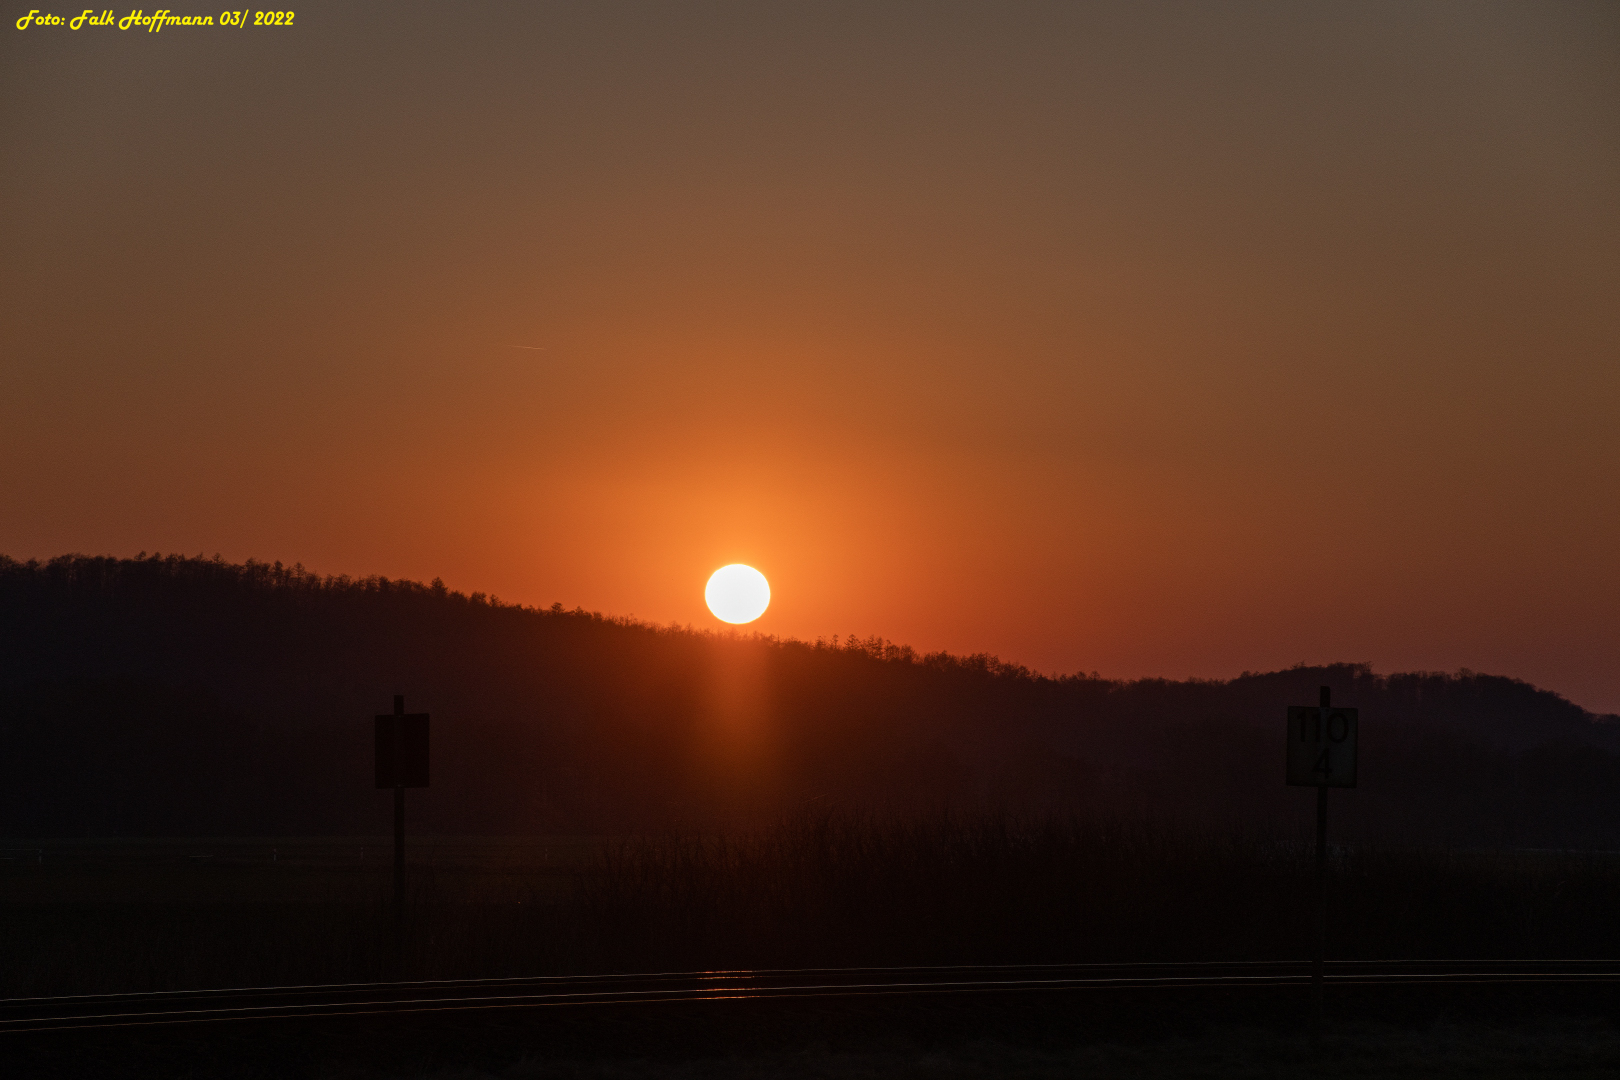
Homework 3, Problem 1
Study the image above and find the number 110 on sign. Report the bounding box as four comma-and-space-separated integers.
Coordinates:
1286, 706, 1358, 787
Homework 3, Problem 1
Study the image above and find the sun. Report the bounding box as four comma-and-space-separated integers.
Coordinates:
705, 564, 770, 624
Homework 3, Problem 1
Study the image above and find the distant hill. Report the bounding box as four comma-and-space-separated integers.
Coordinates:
2, 554, 1618, 844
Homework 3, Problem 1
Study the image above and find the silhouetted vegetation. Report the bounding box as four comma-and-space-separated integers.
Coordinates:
8, 814, 1620, 999
2, 552, 1619, 843
576, 812, 1620, 974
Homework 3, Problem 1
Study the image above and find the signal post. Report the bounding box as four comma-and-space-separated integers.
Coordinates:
375, 694, 430, 967
1286, 685, 1358, 1038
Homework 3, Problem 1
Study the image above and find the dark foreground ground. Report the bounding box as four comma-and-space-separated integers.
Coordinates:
10, 823, 1620, 1077
11, 986, 1620, 1079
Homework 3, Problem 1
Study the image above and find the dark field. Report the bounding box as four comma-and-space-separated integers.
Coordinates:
8, 815, 1620, 1077
9, 815, 1620, 995
15, 999, 1620, 1080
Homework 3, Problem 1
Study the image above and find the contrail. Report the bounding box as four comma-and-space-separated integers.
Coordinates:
500, 344, 548, 351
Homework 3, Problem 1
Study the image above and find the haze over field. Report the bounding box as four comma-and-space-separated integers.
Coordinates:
3, 2, 1617, 710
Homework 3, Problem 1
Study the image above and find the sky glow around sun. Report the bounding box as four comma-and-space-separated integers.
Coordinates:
4, 4, 1618, 711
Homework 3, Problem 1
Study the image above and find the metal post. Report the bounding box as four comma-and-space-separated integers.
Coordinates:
1314, 684, 1330, 1039
393, 694, 405, 909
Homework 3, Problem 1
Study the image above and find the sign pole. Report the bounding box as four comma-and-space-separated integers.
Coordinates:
391, 693, 406, 977
392, 694, 405, 910
1314, 685, 1329, 1040
1285, 684, 1354, 1046
374, 694, 429, 980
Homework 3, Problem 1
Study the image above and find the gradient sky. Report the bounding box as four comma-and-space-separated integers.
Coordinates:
4, 2, 1617, 710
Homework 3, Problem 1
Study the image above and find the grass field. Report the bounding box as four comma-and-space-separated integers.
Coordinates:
441, 1019, 1620, 1080
7, 814, 1620, 999
9, 817, 1620, 1077
11, 986, 1620, 1079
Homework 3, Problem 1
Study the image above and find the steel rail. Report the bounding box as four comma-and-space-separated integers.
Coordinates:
5, 960, 1619, 1034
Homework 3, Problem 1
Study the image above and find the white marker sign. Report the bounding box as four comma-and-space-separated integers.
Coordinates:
1286, 706, 1358, 788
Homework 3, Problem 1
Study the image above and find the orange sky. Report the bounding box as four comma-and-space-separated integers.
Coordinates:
3, 2, 1618, 710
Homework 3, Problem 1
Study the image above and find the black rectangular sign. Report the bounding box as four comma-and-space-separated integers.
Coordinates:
375, 713, 430, 788
1285, 705, 1357, 788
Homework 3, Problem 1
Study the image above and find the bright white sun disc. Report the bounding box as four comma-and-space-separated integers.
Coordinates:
705, 564, 770, 624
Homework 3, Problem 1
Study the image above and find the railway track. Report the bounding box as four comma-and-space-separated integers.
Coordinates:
6, 959, 1620, 1032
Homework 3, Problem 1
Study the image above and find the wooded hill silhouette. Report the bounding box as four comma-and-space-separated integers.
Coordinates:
2, 554, 1617, 844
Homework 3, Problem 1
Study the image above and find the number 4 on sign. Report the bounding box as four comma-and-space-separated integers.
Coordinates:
1287, 703, 1358, 788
